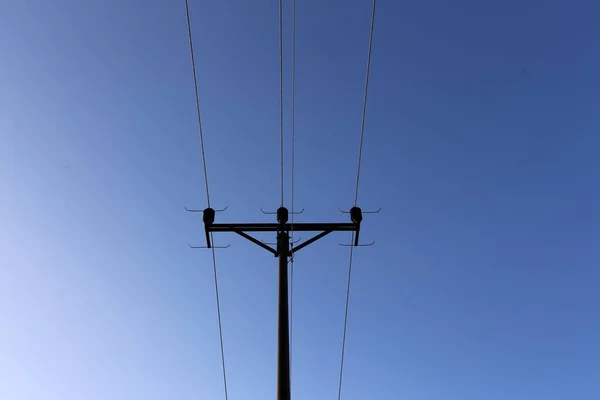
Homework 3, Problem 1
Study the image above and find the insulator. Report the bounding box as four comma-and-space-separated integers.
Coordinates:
277, 207, 289, 224
203, 207, 216, 225
350, 206, 362, 224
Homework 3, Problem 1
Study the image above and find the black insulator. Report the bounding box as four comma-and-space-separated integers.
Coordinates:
350, 206, 363, 224
277, 207, 289, 224
203, 207, 216, 225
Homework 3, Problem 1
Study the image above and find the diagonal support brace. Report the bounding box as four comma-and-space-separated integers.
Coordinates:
233, 230, 278, 256
291, 230, 333, 254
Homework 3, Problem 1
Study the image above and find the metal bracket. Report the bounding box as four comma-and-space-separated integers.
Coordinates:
188, 244, 231, 249
234, 230, 278, 256
188, 206, 370, 252
186, 206, 228, 212
337, 206, 381, 246
291, 230, 333, 254
261, 208, 305, 215
186, 206, 230, 248
338, 207, 381, 215
336, 240, 375, 247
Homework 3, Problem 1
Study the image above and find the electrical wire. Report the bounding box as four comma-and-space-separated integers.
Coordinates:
210, 233, 229, 400
337, 233, 356, 400
184, 0, 211, 208
339, 1, 377, 399
289, 0, 297, 385
184, 1, 228, 398
279, 0, 285, 207
353, 0, 377, 207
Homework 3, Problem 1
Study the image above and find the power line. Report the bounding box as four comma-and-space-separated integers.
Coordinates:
279, 0, 285, 207
184, 0, 211, 208
289, 0, 297, 386
184, 1, 228, 399
339, 1, 377, 399
353, 0, 378, 207
210, 233, 229, 400
337, 233, 356, 400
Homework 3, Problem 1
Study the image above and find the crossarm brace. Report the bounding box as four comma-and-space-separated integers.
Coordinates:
291, 230, 333, 254
233, 230, 278, 256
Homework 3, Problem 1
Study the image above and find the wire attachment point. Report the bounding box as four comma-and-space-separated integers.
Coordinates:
337, 206, 380, 245
261, 208, 305, 215
186, 206, 229, 248
189, 244, 231, 249
336, 240, 375, 247
186, 206, 228, 213
338, 207, 381, 214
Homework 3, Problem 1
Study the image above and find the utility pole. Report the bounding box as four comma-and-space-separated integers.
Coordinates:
191, 206, 365, 400
277, 226, 291, 400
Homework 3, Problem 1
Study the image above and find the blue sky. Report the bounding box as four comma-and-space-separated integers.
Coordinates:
1, 0, 599, 399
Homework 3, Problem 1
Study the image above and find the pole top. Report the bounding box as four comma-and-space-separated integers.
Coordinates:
277, 207, 289, 224
203, 207, 216, 225
350, 206, 362, 224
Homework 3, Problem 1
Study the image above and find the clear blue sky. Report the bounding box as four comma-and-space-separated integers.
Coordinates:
1, 0, 599, 399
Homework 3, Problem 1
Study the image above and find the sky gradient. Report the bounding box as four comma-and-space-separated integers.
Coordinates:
1, 0, 599, 399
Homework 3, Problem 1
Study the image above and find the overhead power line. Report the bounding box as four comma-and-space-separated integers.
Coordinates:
279, 0, 285, 207
353, 0, 378, 207
184, 1, 229, 399
337, 232, 357, 400
209, 233, 228, 400
184, 0, 211, 208
290, 0, 297, 386
339, 1, 378, 400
